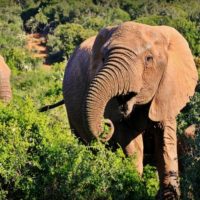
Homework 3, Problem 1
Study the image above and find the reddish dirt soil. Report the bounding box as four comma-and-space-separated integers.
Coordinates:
26, 33, 51, 70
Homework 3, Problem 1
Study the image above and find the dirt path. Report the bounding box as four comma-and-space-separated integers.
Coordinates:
26, 33, 51, 70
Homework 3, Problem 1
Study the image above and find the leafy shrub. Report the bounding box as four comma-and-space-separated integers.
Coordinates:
3, 48, 42, 72
169, 18, 200, 56
47, 23, 96, 60
136, 15, 171, 26
0, 98, 158, 200
12, 67, 64, 104
142, 165, 159, 199
108, 7, 131, 22
82, 17, 107, 30
0, 3, 42, 71
177, 69, 200, 199
0, 1, 199, 199
0, 64, 158, 200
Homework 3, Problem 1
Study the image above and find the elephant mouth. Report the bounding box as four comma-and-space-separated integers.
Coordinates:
95, 92, 137, 142
116, 92, 138, 117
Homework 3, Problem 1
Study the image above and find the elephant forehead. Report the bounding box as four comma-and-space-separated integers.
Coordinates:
104, 37, 153, 55
103, 23, 165, 56
114, 22, 159, 38
136, 43, 152, 54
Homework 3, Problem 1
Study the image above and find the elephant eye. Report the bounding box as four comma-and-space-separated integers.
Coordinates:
145, 55, 153, 62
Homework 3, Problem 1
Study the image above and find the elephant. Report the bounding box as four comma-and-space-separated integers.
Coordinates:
40, 22, 198, 199
0, 55, 12, 102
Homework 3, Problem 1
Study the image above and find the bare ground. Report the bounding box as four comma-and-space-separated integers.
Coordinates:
26, 33, 51, 70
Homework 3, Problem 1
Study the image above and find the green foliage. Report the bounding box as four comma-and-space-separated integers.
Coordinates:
0, 98, 69, 199
136, 15, 170, 26
4, 48, 42, 71
179, 131, 200, 200
0, 61, 159, 199
47, 23, 96, 60
0, 3, 42, 71
20, 0, 200, 57
169, 18, 200, 56
176, 40, 200, 196
12, 66, 64, 104
0, 0, 200, 199
0, 98, 158, 199
142, 165, 159, 199
177, 79, 200, 199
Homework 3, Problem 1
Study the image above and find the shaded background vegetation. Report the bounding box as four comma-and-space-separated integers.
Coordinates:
0, 0, 199, 199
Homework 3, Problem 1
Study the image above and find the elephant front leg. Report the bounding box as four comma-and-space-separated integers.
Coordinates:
113, 122, 144, 175
124, 134, 144, 175
156, 119, 180, 199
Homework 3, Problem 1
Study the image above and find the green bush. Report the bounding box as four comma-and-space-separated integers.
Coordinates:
21, 1, 200, 56
47, 23, 96, 60
12, 67, 64, 104
177, 76, 200, 199
169, 18, 200, 56
0, 4, 42, 71
136, 15, 171, 26
3, 48, 42, 72
0, 1, 199, 199
0, 98, 158, 200
0, 65, 158, 200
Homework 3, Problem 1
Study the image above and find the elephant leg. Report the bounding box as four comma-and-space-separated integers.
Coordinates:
124, 133, 144, 175
154, 120, 180, 199
162, 120, 179, 188
153, 125, 164, 181
113, 122, 144, 175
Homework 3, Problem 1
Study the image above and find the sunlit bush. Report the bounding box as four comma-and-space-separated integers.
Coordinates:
0, 98, 158, 200
0, 1, 200, 199
0, 4, 41, 71
47, 23, 96, 60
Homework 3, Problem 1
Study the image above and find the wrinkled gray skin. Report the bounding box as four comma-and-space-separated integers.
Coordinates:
0, 55, 12, 102
63, 22, 198, 199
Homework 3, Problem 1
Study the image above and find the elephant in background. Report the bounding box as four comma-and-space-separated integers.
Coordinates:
40, 22, 198, 199
0, 55, 12, 102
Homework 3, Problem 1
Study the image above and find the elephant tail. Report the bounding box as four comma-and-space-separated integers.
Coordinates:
39, 99, 64, 112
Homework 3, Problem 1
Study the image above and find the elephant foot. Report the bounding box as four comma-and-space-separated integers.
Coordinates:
156, 184, 180, 200
157, 171, 180, 200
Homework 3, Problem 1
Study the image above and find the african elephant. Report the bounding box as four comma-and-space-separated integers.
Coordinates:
40, 21, 198, 199
0, 55, 12, 102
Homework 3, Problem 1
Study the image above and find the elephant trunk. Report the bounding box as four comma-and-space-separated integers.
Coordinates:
0, 79, 12, 102
84, 50, 137, 141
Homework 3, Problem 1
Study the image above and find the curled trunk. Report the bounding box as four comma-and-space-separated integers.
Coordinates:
84, 50, 136, 141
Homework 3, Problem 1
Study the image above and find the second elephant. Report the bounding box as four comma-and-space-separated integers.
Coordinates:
0, 55, 12, 102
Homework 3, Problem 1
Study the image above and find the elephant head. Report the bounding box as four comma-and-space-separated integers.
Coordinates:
0, 55, 12, 102
84, 22, 198, 141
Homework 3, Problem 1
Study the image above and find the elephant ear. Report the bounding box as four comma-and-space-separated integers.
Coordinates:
149, 26, 198, 121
